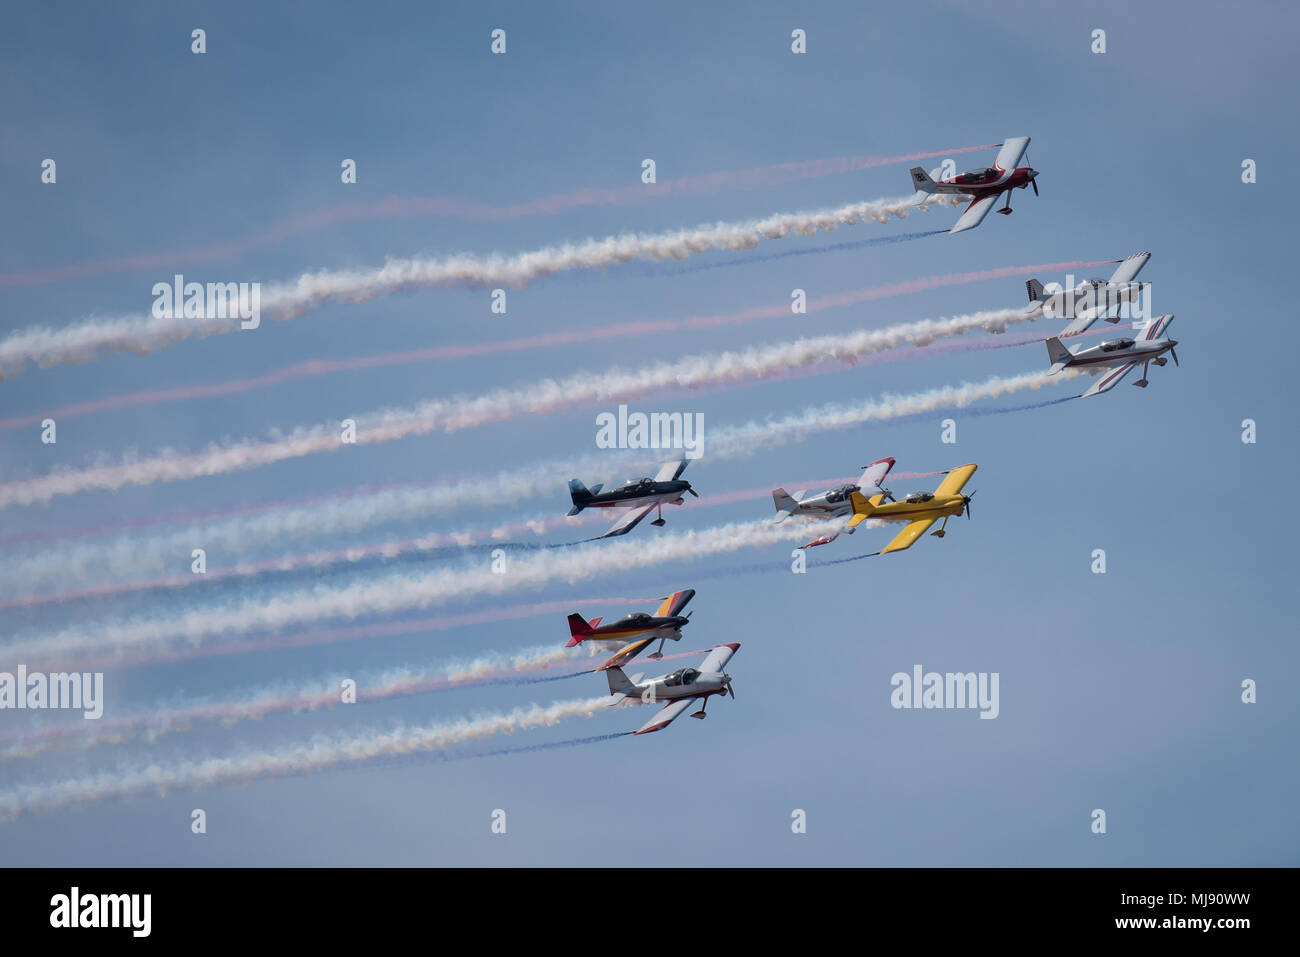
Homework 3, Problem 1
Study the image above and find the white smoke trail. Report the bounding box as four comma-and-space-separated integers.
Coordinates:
6, 519, 845, 665
0, 643, 585, 761
1, 368, 1070, 594
0, 194, 960, 380
0, 696, 617, 819
0, 304, 1031, 510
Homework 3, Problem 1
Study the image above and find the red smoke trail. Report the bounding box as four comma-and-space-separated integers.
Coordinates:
0, 145, 996, 289
0, 258, 1119, 433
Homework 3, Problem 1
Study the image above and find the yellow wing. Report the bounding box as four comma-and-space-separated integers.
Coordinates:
933, 464, 978, 498
882, 518, 937, 554
653, 589, 695, 618
598, 636, 654, 671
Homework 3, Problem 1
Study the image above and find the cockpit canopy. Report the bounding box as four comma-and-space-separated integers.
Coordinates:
903, 491, 934, 504
663, 667, 700, 687
1100, 338, 1135, 352
824, 484, 860, 504
618, 613, 652, 624
963, 167, 1000, 184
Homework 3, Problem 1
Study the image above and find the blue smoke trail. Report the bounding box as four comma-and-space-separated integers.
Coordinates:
961, 395, 1078, 416
460, 731, 635, 761
624, 229, 947, 277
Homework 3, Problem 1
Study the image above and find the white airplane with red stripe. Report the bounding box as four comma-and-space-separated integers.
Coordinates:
606, 643, 740, 735
908, 136, 1038, 234
1045, 314, 1179, 398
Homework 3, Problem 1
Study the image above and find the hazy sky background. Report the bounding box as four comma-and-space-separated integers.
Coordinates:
1, 0, 1296, 865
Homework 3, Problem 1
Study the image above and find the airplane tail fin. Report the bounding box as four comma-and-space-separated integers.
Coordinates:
606, 666, 637, 695
1045, 337, 1072, 374
772, 488, 799, 522
908, 166, 936, 205
847, 489, 879, 530
567, 478, 590, 515
1026, 278, 1046, 304
1138, 313, 1174, 341
566, 613, 593, 646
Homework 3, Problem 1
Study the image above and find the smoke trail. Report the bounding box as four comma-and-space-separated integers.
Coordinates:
0, 145, 995, 289
0, 696, 618, 820
0, 258, 1115, 434
6, 520, 845, 666
0, 643, 593, 759
59, 596, 660, 672
1, 369, 1073, 604
2, 475, 895, 604
0, 306, 1034, 510
629, 229, 947, 276
0, 194, 963, 381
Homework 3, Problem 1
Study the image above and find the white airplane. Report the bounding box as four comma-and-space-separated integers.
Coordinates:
772, 457, 895, 548
1046, 314, 1179, 398
908, 136, 1038, 234
607, 642, 740, 735
1026, 251, 1152, 335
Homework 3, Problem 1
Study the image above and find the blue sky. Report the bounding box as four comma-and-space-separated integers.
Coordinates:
1, 0, 1297, 865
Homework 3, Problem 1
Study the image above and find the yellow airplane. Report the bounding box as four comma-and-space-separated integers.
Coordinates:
847, 464, 978, 554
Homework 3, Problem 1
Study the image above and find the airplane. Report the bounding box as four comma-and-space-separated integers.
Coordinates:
606, 642, 740, 735
908, 136, 1038, 234
1026, 251, 1152, 335
772, 457, 896, 548
846, 465, 978, 554
567, 460, 697, 538
1045, 314, 1179, 398
566, 589, 696, 661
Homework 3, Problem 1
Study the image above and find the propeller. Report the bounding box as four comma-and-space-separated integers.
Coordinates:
1030, 173, 1039, 197
723, 675, 736, 700
1170, 346, 1180, 367
686, 487, 700, 498
962, 490, 976, 520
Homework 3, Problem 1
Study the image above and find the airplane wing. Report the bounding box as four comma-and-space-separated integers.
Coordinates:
993, 136, 1030, 172
634, 698, 694, 735
1108, 251, 1150, 287
799, 529, 841, 549
697, 642, 740, 674
600, 504, 656, 538
949, 194, 999, 234
1059, 312, 1100, 337
1080, 361, 1137, 398
1062, 252, 1155, 336
859, 456, 895, 489
933, 464, 978, 498
653, 459, 689, 482
599, 636, 655, 671
654, 588, 695, 618
881, 518, 938, 554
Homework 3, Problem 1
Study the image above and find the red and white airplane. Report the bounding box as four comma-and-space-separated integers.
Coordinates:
908, 136, 1038, 234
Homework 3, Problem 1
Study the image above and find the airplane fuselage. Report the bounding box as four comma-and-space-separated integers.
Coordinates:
587, 479, 692, 509
934, 165, 1036, 198
1062, 337, 1176, 370
583, 615, 690, 644
627, 671, 728, 704
868, 493, 969, 524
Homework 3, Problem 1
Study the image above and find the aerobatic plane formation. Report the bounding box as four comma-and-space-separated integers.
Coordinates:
545, 135, 1184, 737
